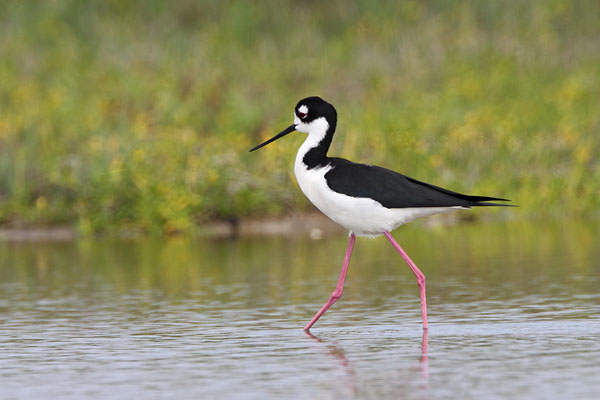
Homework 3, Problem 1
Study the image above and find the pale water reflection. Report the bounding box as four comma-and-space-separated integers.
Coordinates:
1, 220, 599, 399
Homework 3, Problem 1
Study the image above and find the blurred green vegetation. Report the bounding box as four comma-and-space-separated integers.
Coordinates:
1, 0, 599, 234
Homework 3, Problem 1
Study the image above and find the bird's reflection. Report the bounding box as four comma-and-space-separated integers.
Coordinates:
304, 330, 354, 372
304, 330, 357, 397
305, 329, 429, 393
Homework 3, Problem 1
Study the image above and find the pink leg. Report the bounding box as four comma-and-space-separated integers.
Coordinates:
304, 233, 356, 331
421, 328, 429, 364
384, 231, 429, 330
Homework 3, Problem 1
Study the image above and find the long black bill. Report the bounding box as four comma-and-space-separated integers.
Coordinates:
249, 124, 296, 152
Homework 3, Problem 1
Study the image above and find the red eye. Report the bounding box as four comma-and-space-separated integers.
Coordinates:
297, 111, 307, 119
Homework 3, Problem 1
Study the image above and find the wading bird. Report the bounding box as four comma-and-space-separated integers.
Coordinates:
250, 96, 512, 331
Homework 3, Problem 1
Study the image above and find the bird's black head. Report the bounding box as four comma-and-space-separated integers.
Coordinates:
293, 96, 337, 128
249, 96, 337, 152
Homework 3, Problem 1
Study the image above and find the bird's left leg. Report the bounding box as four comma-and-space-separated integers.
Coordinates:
304, 233, 356, 331
384, 231, 429, 330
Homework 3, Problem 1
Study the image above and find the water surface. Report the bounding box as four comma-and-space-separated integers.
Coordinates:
1, 220, 599, 399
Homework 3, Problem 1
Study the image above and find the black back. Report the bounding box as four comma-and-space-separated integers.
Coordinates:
324, 158, 510, 208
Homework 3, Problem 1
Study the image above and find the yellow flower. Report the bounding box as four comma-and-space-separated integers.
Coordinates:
36, 196, 48, 210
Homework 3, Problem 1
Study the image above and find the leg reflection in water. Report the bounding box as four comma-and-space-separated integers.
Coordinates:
305, 329, 430, 393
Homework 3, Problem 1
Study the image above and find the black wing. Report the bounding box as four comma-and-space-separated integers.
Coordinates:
324, 158, 512, 209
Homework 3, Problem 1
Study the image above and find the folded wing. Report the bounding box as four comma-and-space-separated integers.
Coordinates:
324, 158, 512, 209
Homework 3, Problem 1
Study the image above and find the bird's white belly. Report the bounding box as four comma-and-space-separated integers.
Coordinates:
294, 162, 459, 237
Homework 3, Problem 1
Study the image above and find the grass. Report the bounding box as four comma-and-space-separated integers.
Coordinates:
1, 0, 599, 234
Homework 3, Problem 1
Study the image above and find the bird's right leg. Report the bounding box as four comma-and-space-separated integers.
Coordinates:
384, 231, 429, 330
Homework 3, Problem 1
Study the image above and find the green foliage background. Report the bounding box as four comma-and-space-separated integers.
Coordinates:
1, 0, 599, 234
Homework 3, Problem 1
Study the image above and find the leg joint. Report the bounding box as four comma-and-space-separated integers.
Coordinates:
331, 288, 343, 301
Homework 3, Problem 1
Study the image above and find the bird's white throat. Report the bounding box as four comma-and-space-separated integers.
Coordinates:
293, 116, 330, 167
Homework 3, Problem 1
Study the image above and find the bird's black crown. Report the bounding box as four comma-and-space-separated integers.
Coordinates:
295, 96, 337, 124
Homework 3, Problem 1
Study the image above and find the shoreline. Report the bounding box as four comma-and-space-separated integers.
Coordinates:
0, 211, 478, 242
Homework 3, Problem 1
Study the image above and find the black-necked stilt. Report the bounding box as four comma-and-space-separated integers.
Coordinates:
250, 96, 513, 331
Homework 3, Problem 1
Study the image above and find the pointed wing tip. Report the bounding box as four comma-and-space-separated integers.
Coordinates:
476, 200, 518, 207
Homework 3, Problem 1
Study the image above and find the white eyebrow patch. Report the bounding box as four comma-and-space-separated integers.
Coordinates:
298, 105, 308, 115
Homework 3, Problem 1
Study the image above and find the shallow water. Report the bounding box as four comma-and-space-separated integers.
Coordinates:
1, 220, 600, 399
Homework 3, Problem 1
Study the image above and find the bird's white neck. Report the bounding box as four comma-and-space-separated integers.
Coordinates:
294, 117, 331, 170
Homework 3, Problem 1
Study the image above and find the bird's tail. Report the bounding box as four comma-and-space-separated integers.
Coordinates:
466, 195, 516, 207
